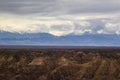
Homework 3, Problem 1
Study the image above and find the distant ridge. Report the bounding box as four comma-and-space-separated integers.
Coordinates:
0, 31, 120, 46
0, 45, 120, 50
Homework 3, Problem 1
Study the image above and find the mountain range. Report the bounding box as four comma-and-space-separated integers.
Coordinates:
0, 31, 120, 46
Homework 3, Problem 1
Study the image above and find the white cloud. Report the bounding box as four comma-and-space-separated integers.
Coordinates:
105, 23, 120, 34
0, 13, 120, 36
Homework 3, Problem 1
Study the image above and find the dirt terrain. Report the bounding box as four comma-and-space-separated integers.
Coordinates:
0, 49, 120, 80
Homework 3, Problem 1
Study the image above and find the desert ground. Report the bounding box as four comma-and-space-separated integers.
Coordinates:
0, 47, 120, 80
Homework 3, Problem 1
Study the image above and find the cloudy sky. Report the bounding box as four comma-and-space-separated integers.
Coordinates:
0, 0, 120, 36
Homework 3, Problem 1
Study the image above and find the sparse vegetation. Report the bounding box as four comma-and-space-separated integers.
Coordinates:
0, 49, 120, 80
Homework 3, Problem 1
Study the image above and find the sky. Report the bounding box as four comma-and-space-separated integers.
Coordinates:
0, 0, 120, 36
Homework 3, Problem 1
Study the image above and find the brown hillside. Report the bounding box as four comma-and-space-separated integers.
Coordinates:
0, 49, 120, 80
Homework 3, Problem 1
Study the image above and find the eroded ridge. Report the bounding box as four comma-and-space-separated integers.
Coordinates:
0, 49, 120, 80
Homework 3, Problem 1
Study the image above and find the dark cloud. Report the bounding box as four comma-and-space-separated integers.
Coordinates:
0, 0, 59, 15
0, 0, 120, 15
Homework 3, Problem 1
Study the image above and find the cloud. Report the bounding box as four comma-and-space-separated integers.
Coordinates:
0, 14, 120, 36
49, 23, 74, 36
0, 0, 120, 36
0, 0, 120, 15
